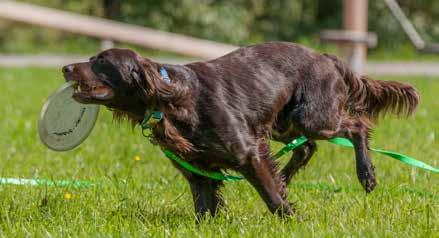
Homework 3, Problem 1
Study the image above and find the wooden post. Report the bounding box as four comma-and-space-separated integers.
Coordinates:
100, 0, 120, 50
343, 0, 368, 74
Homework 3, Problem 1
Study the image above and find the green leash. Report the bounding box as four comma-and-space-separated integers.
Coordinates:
164, 135, 438, 181
163, 150, 242, 181
273, 136, 309, 159
162, 136, 309, 181
141, 112, 438, 181
141, 112, 309, 181
328, 137, 439, 173
3, 133, 431, 188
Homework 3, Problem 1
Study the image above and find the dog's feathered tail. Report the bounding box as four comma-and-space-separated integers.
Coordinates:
324, 54, 419, 119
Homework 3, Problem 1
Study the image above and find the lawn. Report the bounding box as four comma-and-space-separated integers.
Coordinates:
0, 68, 437, 237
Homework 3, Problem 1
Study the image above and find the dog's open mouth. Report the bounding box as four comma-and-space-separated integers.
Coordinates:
62, 62, 115, 104
69, 79, 114, 104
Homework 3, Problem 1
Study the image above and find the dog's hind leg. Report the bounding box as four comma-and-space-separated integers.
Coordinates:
305, 117, 377, 193
281, 140, 317, 185
339, 118, 377, 193
287, 76, 377, 192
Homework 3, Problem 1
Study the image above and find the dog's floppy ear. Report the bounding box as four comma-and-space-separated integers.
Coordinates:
130, 69, 149, 100
133, 54, 193, 117
134, 55, 175, 102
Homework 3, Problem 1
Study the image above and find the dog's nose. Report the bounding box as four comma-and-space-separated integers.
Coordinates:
62, 64, 75, 74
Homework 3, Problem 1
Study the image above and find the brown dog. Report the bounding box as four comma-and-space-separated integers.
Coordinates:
62, 42, 419, 218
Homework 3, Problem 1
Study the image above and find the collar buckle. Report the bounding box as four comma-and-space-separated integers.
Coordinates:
140, 111, 163, 141
141, 111, 163, 130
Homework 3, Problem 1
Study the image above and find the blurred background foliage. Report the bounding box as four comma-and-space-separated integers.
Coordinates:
1, 0, 439, 59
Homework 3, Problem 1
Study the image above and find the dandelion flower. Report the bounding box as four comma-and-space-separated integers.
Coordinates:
64, 192, 73, 200
134, 155, 141, 161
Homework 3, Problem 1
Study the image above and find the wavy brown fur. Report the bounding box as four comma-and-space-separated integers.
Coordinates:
325, 54, 420, 119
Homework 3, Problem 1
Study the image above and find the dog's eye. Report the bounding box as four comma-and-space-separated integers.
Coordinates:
97, 56, 106, 65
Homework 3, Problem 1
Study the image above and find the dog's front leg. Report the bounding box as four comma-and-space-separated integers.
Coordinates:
170, 159, 224, 221
185, 173, 224, 221
237, 140, 294, 217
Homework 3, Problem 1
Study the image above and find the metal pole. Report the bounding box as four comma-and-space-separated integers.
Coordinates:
384, 0, 425, 49
343, 0, 368, 74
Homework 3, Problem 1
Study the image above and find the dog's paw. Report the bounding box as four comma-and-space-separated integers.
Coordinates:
357, 165, 377, 193
360, 175, 377, 193
272, 201, 296, 218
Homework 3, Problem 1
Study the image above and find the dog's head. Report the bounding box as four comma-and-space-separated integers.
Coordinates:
62, 48, 160, 109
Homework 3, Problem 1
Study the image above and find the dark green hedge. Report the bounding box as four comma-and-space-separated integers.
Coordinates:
1, 0, 438, 54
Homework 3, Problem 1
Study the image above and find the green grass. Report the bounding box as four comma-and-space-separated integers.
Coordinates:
0, 68, 437, 237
